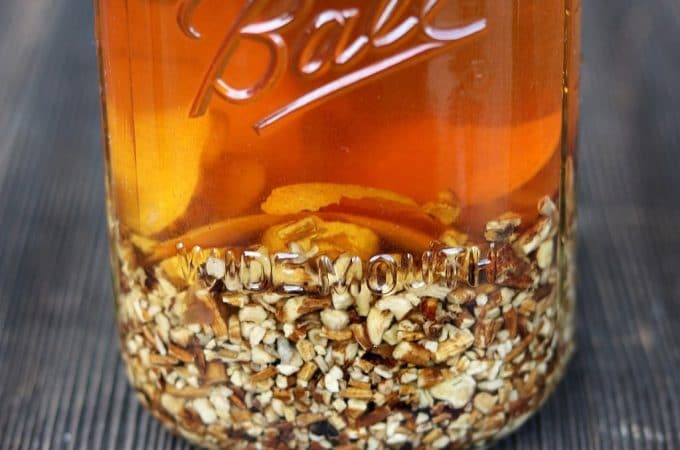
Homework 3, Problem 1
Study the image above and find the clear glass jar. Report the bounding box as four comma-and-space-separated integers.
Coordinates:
95, 1, 579, 448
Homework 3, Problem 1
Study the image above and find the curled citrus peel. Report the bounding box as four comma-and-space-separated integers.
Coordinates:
147, 214, 296, 263
319, 197, 447, 236
316, 213, 434, 254
261, 183, 416, 215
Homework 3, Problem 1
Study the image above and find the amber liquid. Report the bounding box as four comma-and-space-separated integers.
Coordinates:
97, 0, 577, 255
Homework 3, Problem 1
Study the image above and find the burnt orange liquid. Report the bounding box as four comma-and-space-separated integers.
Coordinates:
97, 0, 576, 253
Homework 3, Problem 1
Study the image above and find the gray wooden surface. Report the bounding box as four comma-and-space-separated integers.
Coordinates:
1, 0, 679, 449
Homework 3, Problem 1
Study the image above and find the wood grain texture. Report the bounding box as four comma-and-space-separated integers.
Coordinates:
0, 0, 679, 449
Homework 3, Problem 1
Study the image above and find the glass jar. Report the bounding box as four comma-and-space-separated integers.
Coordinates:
95, 0, 579, 448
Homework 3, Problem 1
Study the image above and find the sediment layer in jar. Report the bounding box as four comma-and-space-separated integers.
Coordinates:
114, 193, 574, 450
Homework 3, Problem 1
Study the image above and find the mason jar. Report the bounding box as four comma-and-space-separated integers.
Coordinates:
95, 0, 580, 448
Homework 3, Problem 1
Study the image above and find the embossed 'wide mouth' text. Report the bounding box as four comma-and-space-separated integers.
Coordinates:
171, 242, 499, 297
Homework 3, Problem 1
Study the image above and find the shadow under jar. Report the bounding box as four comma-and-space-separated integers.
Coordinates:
95, 0, 580, 448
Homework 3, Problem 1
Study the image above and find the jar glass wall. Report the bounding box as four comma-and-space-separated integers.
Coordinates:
96, 0, 579, 448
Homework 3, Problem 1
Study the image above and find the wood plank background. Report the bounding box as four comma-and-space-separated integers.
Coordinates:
1, 0, 679, 449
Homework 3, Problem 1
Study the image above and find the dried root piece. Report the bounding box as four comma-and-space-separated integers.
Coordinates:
485, 213, 522, 242
429, 375, 476, 409
367, 308, 394, 346
423, 190, 461, 226
392, 342, 432, 366
179, 288, 229, 336
159, 247, 211, 286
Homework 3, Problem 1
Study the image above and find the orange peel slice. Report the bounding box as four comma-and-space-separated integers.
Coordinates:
319, 197, 447, 236
147, 214, 295, 262
316, 213, 434, 255
261, 183, 416, 215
